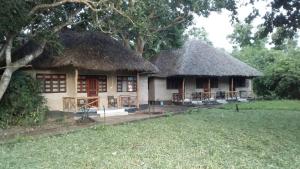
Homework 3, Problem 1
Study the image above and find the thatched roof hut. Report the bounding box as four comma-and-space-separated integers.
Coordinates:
16, 30, 158, 73
150, 39, 262, 77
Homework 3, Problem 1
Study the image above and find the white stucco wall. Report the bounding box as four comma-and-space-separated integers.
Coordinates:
148, 77, 155, 101
148, 77, 178, 101
149, 77, 254, 101
24, 68, 75, 111
139, 74, 149, 105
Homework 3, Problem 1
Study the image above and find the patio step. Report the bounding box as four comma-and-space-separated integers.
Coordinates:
97, 108, 128, 117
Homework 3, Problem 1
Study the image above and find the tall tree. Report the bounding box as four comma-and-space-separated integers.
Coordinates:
0, 0, 127, 101
0, 0, 238, 101
245, 0, 299, 44
230, 23, 300, 99
85, 0, 238, 56
228, 23, 254, 48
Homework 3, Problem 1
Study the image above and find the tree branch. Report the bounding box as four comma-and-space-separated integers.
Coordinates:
29, 0, 97, 16
12, 40, 47, 70
12, 11, 81, 70
5, 34, 14, 65
151, 16, 186, 33
0, 44, 6, 62
110, 6, 135, 25
29, 0, 135, 29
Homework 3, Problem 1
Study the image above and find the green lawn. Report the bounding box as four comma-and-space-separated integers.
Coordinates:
1, 101, 300, 169
223, 100, 300, 111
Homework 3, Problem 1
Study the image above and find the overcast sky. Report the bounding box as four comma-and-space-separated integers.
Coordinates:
190, 1, 270, 52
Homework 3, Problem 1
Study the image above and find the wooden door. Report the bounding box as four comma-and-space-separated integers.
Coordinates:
203, 79, 209, 92
203, 78, 210, 99
87, 77, 98, 107
178, 78, 184, 100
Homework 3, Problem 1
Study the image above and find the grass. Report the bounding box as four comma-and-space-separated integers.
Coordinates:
223, 100, 300, 111
1, 101, 300, 169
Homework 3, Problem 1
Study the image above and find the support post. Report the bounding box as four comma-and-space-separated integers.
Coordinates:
136, 72, 140, 109
231, 77, 234, 91
208, 78, 211, 98
75, 69, 78, 112
231, 77, 234, 97
182, 77, 185, 103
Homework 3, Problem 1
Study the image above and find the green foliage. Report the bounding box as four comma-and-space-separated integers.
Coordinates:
0, 0, 83, 43
235, 47, 300, 99
228, 23, 254, 48
230, 23, 300, 99
184, 27, 212, 44
1, 104, 300, 168
0, 72, 47, 128
82, 0, 237, 57
259, 57, 300, 99
245, 0, 299, 44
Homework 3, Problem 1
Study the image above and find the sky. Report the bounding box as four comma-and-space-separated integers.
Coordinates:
190, 1, 271, 52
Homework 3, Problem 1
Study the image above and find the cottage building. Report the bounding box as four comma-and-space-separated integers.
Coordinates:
18, 30, 158, 112
149, 39, 262, 104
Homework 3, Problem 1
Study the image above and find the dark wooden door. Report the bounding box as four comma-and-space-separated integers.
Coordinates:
178, 78, 184, 100
87, 78, 98, 107
203, 78, 210, 99
203, 79, 209, 93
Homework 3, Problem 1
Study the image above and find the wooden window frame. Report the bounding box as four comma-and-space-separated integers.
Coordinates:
196, 77, 207, 89
117, 76, 137, 92
77, 75, 87, 93
98, 76, 107, 92
210, 78, 219, 88
235, 77, 246, 87
166, 77, 182, 89
36, 74, 66, 93
77, 75, 107, 93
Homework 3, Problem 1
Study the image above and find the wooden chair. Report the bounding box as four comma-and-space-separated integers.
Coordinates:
108, 96, 117, 108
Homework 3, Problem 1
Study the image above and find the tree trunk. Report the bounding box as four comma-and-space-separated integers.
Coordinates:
135, 35, 145, 56
0, 40, 46, 101
122, 38, 131, 49
0, 68, 14, 100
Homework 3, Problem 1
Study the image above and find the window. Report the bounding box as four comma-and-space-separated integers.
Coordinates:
98, 76, 107, 92
77, 75, 107, 93
196, 78, 218, 88
36, 74, 66, 93
235, 77, 246, 87
210, 78, 218, 88
117, 76, 137, 92
196, 78, 207, 89
77, 76, 86, 93
166, 77, 182, 89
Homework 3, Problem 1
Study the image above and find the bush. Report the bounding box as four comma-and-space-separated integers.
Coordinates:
253, 58, 300, 99
0, 72, 48, 128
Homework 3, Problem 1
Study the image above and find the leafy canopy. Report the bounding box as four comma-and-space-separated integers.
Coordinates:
78, 0, 238, 57
245, 0, 300, 45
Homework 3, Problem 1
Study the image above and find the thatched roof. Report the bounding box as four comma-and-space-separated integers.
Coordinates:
150, 39, 262, 77
16, 30, 158, 73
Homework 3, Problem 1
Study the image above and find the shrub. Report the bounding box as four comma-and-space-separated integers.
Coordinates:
0, 72, 48, 128
253, 58, 300, 99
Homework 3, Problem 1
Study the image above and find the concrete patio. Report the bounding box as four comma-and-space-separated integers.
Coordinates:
0, 105, 192, 142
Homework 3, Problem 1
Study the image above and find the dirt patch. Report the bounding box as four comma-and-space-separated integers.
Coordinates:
0, 111, 80, 142
75, 117, 96, 124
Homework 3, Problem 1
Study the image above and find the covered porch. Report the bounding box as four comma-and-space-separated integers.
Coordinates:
169, 76, 255, 103
62, 69, 144, 114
